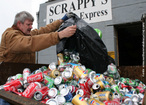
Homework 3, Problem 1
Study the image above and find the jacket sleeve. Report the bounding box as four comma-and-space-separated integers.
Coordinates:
9, 20, 62, 53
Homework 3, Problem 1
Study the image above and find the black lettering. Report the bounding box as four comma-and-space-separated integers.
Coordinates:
104, 9, 108, 15
69, 2, 76, 11
49, 6, 54, 16
80, 12, 84, 19
62, 3, 68, 13
54, 5, 61, 15
89, 12, 93, 20
49, 19, 54, 23
84, 0, 90, 8
78, 0, 83, 10
101, 0, 108, 5
91, 0, 96, 7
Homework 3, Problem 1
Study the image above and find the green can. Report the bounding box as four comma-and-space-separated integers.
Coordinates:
44, 74, 54, 88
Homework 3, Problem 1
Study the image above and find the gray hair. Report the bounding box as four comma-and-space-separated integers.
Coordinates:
13, 11, 34, 25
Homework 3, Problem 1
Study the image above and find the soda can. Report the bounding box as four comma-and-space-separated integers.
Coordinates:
92, 83, 101, 93
104, 83, 112, 92
124, 98, 134, 105
1, 79, 23, 92
86, 68, 93, 74
57, 53, 64, 65
68, 85, 79, 94
15, 74, 23, 80
22, 82, 41, 98
34, 86, 49, 101
131, 94, 140, 103
43, 74, 54, 88
49, 69, 60, 78
87, 98, 105, 105
105, 77, 115, 85
111, 84, 123, 97
94, 74, 105, 82
62, 70, 73, 80
79, 79, 90, 93
64, 102, 73, 105
95, 80, 105, 90
60, 87, 73, 102
23, 68, 31, 80
85, 77, 94, 89
58, 65, 66, 72
73, 66, 88, 79
58, 84, 68, 91
72, 94, 88, 105
55, 95, 66, 105
76, 89, 90, 98
72, 73, 79, 81
48, 87, 58, 98
46, 98, 58, 105
48, 62, 57, 71
27, 72, 44, 83
95, 91, 113, 101
104, 100, 121, 105
54, 76, 64, 86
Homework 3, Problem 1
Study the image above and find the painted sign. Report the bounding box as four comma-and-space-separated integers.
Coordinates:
46, 0, 112, 24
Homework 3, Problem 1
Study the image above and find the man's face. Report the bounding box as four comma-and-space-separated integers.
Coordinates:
18, 19, 33, 35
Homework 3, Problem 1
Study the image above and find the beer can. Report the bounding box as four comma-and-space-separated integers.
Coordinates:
87, 98, 105, 105
48, 87, 58, 98
92, 83, 101, 93
27, 72, 44, 83
49, 69, 60, 78
46, 98, 58, 105
95, 80, 105, 90
95, 91, 113, 101
73, 66, 88, 79
55, 95, 66, 105
94, 74, 105, 82
72, 94, 88, 105
57, 53, 64, 65
34, 86, 49, 101
105, 77, 115, 85
48, 62, 57, 71
22, 82, 41, 98
60, 87, 73, 102
23, 68, 31, 80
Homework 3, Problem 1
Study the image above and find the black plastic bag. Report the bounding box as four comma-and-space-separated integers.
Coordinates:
57, 14, 109, 73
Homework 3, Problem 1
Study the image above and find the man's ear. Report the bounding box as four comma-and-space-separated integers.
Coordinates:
17, 21, 21, 27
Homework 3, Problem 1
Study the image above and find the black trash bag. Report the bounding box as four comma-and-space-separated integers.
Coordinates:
57, 14, 109, 73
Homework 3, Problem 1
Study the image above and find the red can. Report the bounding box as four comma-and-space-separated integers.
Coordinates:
76, 89, 90, 98
23, 68, 31, 80
68, 85, 79, 94
34, 86, 49, 101
27, 72, 44, 83
85, 77, 94, 89
22, 82, 41, 98
79, 79, 91, 93
2, 79, 23, 92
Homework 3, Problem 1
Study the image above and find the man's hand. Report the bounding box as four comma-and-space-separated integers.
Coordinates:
58, 25, 77, 39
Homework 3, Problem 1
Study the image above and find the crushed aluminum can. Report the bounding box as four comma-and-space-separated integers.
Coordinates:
46, 98, 58, 105
48, 87, 58, 98
23, 68, 31, 80
48, 62, 57, 71
72, 94, 88, 105
34, 86, 49, 101
60, 87, 73, 102
55, 95, 66, 105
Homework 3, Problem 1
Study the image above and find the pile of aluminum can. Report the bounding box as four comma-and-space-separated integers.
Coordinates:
0, 50, 146, 105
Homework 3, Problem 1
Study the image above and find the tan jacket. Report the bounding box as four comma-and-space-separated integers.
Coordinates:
0, 20, 62, 63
